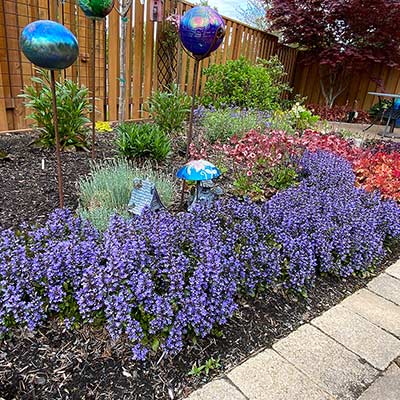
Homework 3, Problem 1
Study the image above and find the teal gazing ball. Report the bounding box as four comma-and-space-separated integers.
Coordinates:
20, 20, 78, 70
78, 0, 114, 19
179, 6, 225, 57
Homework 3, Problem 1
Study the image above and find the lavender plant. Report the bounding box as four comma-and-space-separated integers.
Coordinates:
77, 159, 175, 231
1, 151, 399, 359
196, 106, 271, 143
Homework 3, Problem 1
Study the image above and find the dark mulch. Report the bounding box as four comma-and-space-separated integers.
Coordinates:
0, 130, 400, 399
0, 131, 117, 231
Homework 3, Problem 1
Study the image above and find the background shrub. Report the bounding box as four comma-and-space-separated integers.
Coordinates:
201, 56, 290, 110
19, 69, 91, 150
115, 122, 171, 162
77, 159, 175, 230
146, 83, 191, 134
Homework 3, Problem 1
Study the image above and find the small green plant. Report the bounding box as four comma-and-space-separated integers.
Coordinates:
19, 69, 91, 150
202, 56, 290, 110
116, 122, 171, 161
368, 99, 392, 120
188, 357, 221, 377
146, 83, 191, 134
268, 164, 298, 190
270, 103, 319, 134
0, 149, 9, 159
200, 107, 268, 143
77, 159, 175, 230
290, 102, 320, 131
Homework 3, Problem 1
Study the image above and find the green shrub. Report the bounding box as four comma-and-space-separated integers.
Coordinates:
77, 159, 175, 230
199, 107, 269, 143
115, 122, 171, 161
19, 69, 91, 150
146, 83, 191, 134
202, 56, 290, 110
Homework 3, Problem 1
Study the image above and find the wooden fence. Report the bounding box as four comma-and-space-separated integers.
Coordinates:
0, 0, 106, 131
293, 62, 400, 111
0, 0, 298, 132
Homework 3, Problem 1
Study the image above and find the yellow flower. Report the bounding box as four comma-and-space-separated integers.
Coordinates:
95, 121, 113, 133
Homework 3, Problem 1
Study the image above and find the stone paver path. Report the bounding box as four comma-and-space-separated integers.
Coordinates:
186, 260, 400, 400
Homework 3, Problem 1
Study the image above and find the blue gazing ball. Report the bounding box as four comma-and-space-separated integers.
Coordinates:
179, 6, 225, 57
20, 20, 78, 70
78, 0, 114, 19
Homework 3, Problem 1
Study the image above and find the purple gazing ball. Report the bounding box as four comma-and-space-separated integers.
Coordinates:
179, 6, 225, 58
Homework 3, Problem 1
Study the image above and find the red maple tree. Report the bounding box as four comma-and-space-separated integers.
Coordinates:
268, 0, 400, 107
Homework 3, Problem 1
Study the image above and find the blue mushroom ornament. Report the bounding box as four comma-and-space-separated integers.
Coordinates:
177, 159, 221, 209
176, 159, 221, 181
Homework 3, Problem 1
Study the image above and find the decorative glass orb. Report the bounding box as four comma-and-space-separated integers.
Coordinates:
20, 20, 78, 70
78, 0, 114, 19
179, 6, 225, 57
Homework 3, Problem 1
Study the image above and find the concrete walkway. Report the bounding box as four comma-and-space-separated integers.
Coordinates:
186, 260, 400, 400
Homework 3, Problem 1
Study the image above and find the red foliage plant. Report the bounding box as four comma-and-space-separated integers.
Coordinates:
354, 151, 400, 201
268, 0, 400, 69
299, 130, 364, 163
307, 104, 371, 124
190, 128, 400, 202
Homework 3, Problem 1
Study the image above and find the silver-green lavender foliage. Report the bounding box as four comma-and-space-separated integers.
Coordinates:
196, 106, 271, 143
77, 159, 175, 230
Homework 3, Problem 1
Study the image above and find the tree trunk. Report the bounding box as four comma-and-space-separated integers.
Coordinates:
319, 65, 349, 109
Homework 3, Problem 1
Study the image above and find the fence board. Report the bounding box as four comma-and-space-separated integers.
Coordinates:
132, 0, 144, 118
293, 62, 400, 110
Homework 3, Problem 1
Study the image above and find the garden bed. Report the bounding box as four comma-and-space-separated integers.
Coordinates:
1, 242, 398, 400
1, 128, 400, 400
0, 131, 117, 231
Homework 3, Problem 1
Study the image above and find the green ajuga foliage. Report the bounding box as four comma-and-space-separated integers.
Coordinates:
115, 122, 171, 162
233, 164, 298, 201
146, 83, 192, 135
202, 56, 291, 111
77, 159, 176, 231
19, 69, 91, 150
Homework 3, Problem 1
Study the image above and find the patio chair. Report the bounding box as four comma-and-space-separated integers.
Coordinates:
363, 100, 400, 135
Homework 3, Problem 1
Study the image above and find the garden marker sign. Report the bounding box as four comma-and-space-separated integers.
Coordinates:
128, 178, 165, 215
20, 20, 79, 208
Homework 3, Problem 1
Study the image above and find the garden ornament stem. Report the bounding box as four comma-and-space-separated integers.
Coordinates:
50, 70, 64, 208
178, 6, 225, 158
77, 0, 115, 158
186, 58, 199, 160
19, 20, 79, 209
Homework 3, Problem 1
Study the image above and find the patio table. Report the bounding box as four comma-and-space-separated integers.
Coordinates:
367, 91, 400, 137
